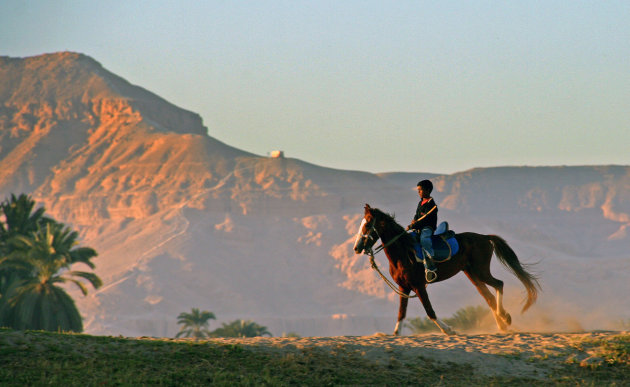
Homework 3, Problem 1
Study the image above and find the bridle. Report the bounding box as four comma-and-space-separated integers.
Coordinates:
356, 215, 408, 256
355, 213, 419, 299
355, 216, 379, 255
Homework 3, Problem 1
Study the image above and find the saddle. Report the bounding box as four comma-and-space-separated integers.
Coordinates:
426, 222, 459, 263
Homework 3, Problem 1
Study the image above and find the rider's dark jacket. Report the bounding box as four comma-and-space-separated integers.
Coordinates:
410, 197, 438, 231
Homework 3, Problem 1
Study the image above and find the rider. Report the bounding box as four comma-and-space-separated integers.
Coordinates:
407, 179, 438, 283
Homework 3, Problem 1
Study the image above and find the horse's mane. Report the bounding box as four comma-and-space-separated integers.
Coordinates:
371, 207, 415, 246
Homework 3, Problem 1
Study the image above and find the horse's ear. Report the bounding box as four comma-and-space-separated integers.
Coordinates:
364, 203, 371, 213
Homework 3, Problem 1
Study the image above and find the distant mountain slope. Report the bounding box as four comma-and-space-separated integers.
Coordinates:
376, 172, 442, 188
431, 166, 630, 257
435, 166, 630, 216
1, 53, 628, 337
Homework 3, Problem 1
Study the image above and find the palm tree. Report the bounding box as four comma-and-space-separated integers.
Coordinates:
0, 194, 51, 296
209, 319, 272, 338
0, 222, 101, 332
175, 308, 216, 339
0, 194, 50, 242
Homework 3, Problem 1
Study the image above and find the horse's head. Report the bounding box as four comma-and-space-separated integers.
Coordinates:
353, 204, 380, 254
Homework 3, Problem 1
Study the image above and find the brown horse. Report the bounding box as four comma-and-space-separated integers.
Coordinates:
353, 204, 540, 335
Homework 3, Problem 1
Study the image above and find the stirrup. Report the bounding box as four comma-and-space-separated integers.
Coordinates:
425, 269, 437, 283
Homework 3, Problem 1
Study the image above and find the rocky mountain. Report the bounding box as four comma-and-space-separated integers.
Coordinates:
1, 53, 628, 337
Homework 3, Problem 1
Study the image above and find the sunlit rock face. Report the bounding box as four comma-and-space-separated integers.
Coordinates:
1, 53, 628, 337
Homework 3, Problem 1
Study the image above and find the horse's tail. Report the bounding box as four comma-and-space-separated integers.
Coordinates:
489, 235, 541, 313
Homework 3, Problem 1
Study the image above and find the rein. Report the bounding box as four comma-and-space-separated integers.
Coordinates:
371, 229, 406, 255
365, 229, 418, 299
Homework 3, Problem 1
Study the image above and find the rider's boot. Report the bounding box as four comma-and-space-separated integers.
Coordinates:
413, 242, 424, 263
419, 228, 437, 282
424, 255, 438, 283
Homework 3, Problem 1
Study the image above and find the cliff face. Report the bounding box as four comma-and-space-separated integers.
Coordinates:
1, 52, 244, 220
1, 53, 628, 337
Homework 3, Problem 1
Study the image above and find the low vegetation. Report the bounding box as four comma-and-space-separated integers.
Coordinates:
0, 328, 628, 386
406, 305, 492, 333
175, 308, 272, 339
209, 319, 272, 338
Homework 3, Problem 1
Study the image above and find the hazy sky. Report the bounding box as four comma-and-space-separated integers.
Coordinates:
1, 1, 629, 174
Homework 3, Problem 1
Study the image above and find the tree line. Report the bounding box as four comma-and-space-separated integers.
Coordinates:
0, 194, 101, 332
176, 308, 277, 339
177, 305, 493, 338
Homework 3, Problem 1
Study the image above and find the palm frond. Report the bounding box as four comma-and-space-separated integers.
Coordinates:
66, 271, 103, 290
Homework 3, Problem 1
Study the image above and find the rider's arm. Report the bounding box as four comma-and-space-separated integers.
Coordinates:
409, 204, 437, 230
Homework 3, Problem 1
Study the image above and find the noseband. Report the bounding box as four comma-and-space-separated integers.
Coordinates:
358, 217, 379, 254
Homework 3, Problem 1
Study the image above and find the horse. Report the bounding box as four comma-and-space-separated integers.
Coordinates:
353, 204, 540, 335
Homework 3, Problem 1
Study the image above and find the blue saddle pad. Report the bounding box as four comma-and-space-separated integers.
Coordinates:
430, 234, 459, 261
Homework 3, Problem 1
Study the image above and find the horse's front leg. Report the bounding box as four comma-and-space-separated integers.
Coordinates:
415, 286, 457, 336
393, 288, 410, 336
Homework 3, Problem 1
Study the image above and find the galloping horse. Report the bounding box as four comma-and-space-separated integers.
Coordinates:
353, 204, 540, 335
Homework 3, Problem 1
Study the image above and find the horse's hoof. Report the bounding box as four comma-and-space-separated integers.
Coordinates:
504, 313, 512, 325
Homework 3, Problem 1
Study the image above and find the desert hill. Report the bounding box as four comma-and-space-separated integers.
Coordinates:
1, 52, 628, 337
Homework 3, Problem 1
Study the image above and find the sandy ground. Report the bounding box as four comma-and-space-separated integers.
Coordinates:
207, 331, 627, 379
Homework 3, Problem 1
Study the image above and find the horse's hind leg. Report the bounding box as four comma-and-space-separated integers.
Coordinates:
494, 283, 511, 326
464, 271, 511, 331
479, 272, 512, 327
393, 289, 409, 336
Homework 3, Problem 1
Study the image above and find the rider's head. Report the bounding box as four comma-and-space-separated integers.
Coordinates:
417, 180, 433, 197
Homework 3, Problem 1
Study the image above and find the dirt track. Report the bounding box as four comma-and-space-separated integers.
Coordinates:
207, 331, 627, 379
